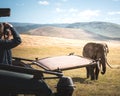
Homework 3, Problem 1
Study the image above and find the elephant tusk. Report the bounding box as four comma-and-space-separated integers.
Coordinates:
95, 58, 101, 70
105, 57, 113, 69
105, 58, 120, 69
97, 60, 100, 70
106, 61, 113, 69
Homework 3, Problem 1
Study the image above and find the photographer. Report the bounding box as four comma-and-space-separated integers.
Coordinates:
0, 22, 22, 65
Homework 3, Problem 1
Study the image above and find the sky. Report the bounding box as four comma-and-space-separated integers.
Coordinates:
0, 0, 120, 24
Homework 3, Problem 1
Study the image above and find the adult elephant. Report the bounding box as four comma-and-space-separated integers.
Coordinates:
82, 42, 109, 80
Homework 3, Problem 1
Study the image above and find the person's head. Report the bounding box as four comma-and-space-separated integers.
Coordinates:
0, 23, 4, 36
0, 23, 11, 40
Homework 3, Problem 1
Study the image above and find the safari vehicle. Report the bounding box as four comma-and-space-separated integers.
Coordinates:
0, 54, 96, 96
0, 63, 75, 96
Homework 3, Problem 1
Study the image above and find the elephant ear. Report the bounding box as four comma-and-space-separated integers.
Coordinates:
105, 44, 109, 53
102, 43, 109, 56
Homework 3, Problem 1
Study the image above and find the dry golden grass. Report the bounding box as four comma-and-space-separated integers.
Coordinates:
13, 35, 120, 66
13, 34, 120, 96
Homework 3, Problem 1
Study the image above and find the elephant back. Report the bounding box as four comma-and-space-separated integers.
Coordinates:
83, 42, 106, 59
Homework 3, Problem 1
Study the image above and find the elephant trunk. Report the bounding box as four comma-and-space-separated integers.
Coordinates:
101, 65, 106, 74
101, 57, 106, 74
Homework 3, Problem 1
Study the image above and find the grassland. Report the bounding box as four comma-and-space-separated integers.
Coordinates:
13, 35, 120, 96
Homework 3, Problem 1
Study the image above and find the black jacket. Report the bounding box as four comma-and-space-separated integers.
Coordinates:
0, 27, 22, 65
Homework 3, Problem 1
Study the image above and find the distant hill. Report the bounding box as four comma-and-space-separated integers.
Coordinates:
28, 26, 94, 40
66, 22, 120, 38
11, 22, 68, 34
10, 21, 120, 41
11, 22, 44, 34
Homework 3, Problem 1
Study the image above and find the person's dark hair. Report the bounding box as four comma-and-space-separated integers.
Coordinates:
0, 23, 11, 39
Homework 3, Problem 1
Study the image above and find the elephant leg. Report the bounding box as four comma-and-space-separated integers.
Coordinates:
95, 65, 100, 80
86, 66, 90, 78
90, 65, 95, 80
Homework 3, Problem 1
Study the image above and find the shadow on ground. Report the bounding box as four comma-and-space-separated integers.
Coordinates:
72, 77, 94, 84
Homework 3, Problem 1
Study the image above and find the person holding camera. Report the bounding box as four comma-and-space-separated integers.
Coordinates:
0, 22, 22, 65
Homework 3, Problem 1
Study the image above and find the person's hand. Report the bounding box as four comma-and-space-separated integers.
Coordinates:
3, 22, 13, 28
2, 23, 13, 39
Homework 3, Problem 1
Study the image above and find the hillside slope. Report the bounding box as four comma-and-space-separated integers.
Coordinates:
28, 26, 92, 40
67, 22, 120, 38
28, 26, 109, 40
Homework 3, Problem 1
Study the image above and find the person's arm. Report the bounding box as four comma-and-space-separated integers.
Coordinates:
0, 24, 22, 49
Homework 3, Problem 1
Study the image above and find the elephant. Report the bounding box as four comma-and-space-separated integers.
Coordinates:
82, 42, 109, 80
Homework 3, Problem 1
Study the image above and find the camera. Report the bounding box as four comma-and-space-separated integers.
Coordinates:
3, 23, 10, 36
0, 23, 11, 38
4, 27, 10, 36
